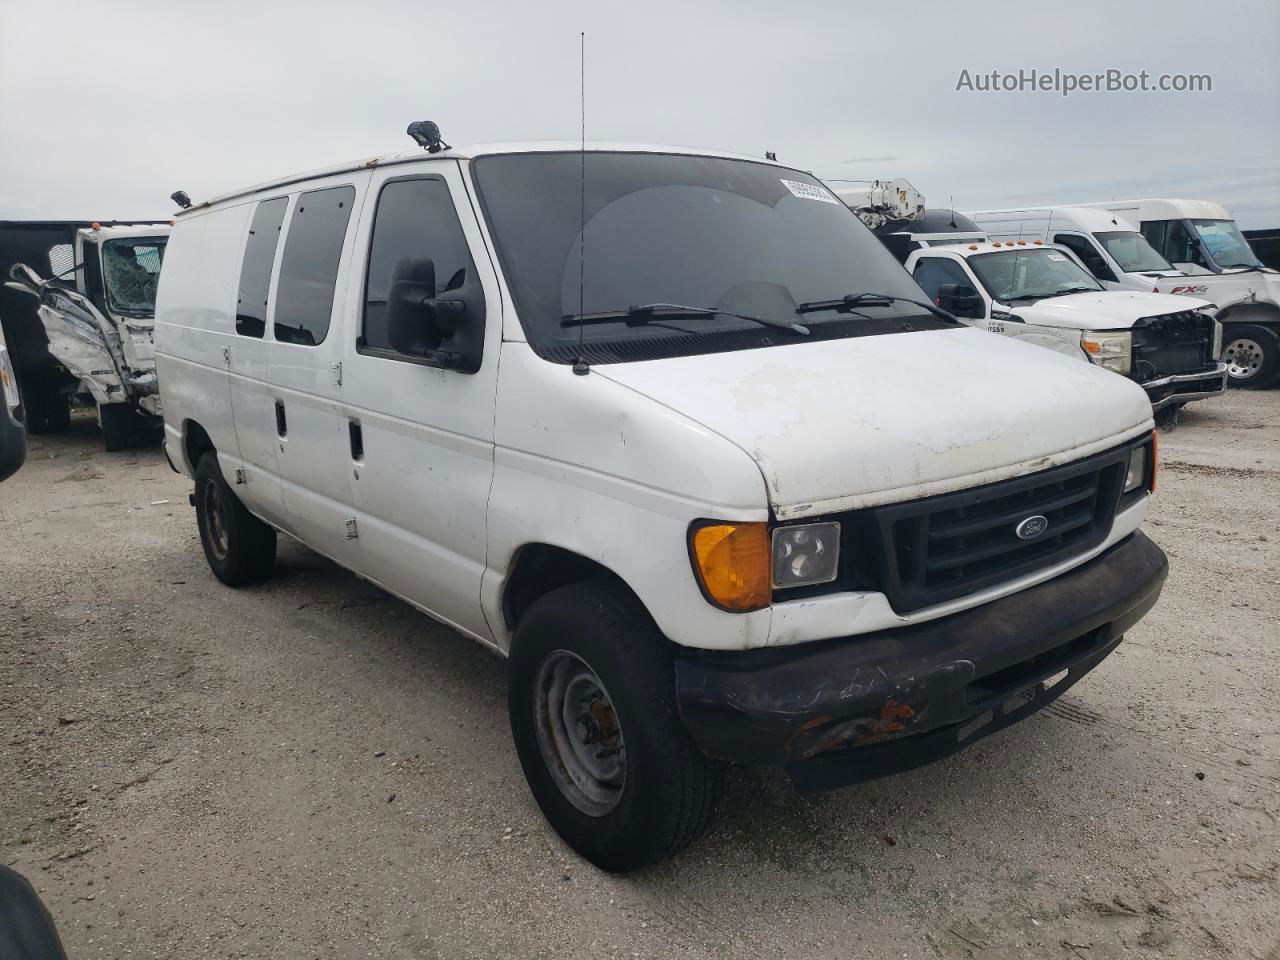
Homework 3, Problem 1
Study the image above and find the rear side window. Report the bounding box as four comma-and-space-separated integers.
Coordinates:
362, 177, 477, 355
236, 197, 288, 338
275, 185, 355, 345
912, 257, 972, 301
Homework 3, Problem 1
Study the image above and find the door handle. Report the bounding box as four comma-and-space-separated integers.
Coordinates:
275, 400, 287, 437
349, 419, 363, 460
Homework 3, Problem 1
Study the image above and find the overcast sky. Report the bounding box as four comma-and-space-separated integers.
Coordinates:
1, 0, 1277, 227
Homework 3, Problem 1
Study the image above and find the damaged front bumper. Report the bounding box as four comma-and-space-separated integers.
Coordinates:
674, 531, 1168, 793
1141, 362, 1228, 411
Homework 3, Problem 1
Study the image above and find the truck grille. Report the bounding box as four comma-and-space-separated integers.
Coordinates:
870, 443, 1132, 613
1133, 310, 1215, 379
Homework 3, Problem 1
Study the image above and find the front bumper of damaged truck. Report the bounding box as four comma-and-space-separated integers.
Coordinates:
674, 531, 1168, 794
1141, 362, 1228, 411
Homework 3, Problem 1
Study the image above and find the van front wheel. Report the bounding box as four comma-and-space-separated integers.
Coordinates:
507, 580, 723, 872
194, 453, 276, 586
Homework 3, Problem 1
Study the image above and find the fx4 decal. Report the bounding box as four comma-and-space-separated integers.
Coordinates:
1165, 285, 1209, 296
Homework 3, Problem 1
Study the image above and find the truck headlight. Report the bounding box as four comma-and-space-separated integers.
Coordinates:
1124, 433, 1157, 495
772, 522, 841, 589
1081, 331, 1132, 375
1210, 317, 1223, 358
1124, 446, 1147, 493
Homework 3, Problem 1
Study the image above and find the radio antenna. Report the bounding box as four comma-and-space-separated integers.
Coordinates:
572, 31, 589, 376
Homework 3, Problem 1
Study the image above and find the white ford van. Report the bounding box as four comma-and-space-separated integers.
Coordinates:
155, 129, 1167, 870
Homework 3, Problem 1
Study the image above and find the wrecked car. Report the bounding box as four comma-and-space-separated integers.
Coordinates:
6, 223, 169, 450
154, 127, 1168, 871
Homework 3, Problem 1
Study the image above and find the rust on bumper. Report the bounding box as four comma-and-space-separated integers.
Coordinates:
674, 531, 1168, 793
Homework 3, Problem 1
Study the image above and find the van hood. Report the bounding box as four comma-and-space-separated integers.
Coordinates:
1006, 290, 1212, 330
594, 327, 1152, 520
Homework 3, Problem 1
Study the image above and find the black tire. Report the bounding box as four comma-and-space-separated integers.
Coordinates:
1221, 324, 1280, 389
20, 381, 69, 435
193, 452, 277, 586
508, 579, 724, 872
1153, 402, 1183, 430
42, 390, 70, 433
98, 404, 131, 452
0, 865, 68, 960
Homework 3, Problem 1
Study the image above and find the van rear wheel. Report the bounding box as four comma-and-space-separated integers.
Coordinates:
1222, 324, 1280, 389
194, 453, 276, 586
507, 580, 723, 872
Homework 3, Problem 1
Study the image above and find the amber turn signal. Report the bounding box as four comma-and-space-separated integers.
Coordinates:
689, 521, 770, 612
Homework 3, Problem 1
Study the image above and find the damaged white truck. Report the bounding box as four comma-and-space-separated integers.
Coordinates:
5, 224, 169, 450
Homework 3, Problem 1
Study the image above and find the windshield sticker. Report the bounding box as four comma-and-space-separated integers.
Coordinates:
781, 179, 839, 204
1046, 253, 1068, 261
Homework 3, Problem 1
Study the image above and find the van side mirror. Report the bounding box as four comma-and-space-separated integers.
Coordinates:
385, 256, 483, 373
937, 283, 985, 319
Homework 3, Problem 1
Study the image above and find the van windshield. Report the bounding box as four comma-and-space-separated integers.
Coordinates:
968, 248, 1102, 302
471, 152, 944, 363
102, 237, 167, 317
1191, 219, 1263, 270
1094, 231, 1173, 273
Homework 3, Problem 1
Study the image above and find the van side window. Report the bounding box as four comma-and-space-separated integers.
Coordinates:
274, 185, 356, 346
236, 197, 288, 338
362, 177, 478, 355
1053, 234, 1116, 282
912, 257, 971, 302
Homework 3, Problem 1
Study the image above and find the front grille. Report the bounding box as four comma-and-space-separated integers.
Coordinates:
870, 442, 1132, 613
1133, 310, 1215, 380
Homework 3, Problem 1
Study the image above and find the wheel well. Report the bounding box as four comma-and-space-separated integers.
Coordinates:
1219, 303, 1280, 329
183, 420, 214, 473
502, 544, 637, 631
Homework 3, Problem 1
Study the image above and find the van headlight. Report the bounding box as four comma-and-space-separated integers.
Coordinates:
772, 522, 841, 589
1081, 331, 1132, 375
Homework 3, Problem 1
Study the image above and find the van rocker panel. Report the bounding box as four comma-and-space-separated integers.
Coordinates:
673, 531, 1167, 790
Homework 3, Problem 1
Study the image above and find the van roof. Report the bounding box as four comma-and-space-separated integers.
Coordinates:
1072, 198, 1233, 221
178, 141, 789, 216
968, 205, 1137, 233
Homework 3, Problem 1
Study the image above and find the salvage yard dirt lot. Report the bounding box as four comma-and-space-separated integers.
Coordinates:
2, 391, 1278, 960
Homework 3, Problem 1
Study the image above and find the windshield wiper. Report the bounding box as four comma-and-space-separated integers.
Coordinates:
794, 292, 959, 324
560, 303, 810, 335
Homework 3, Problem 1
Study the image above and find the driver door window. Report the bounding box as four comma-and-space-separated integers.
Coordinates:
1053, 234, 1117, 282
1142, 219, 1205, 267
912, 257, 974, 302
361, 176, 482, 359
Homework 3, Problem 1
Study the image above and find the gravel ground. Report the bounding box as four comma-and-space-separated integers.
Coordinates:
2, 390, 1277, 960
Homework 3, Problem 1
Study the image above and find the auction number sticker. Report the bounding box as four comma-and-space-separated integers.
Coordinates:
781, 179, 839, 204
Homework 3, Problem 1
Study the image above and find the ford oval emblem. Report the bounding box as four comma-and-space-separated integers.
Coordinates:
1016, 515, 1049, 540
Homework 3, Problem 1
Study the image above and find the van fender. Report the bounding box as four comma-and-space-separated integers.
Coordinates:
481, 461, 773, 655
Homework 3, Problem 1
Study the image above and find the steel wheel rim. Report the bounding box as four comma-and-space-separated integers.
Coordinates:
203, 481, 229, 560
532, 650, 626, 817
1223, 337, 1264, 380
